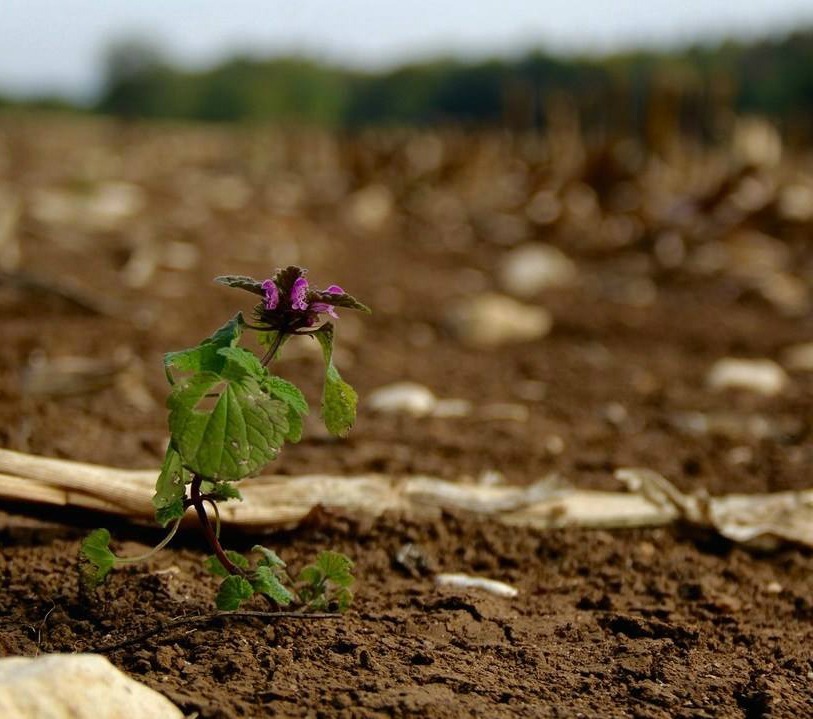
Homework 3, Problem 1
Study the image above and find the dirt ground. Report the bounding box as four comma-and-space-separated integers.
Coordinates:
1, 116, 813, 717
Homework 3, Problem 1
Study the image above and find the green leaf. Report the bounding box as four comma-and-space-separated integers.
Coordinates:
167, 369, 289, 480
315, 550, 355, 588
297, 551, 355, 588
322, 369, 358, 437
164, 314, 244, 379
261, 375, 308, 443
296, 550, 355, 611
200, 480, 243, 502
216, 575, 255, 610
263, 376, 309, 416
313, 323, 358, 437
217, 346, 267, 380
297, 565, 322, 586
251, 566, 294, 605
152, 445, 189, 526
335, 587, 354, 612
253, 545, 286, 568
308, 289, 371, 314
79, 529, 118, 589
204, 551, 250, 578
155, 499, 185, 527
214, 275, 265, 296
284, 406, 303, 443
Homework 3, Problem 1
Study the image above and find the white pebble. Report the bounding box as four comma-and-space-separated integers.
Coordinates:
367, 382, 437, 416
707, 358, 788, 396
435, 573, 519, 598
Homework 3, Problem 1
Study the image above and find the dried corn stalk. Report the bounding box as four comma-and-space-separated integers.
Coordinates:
0, 449, 811, 548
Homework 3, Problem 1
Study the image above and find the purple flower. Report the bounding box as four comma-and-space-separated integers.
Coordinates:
310, 285, 344, 318
290, 277, 309, 311
261, 279, 279, 310
250, 268, 359, 332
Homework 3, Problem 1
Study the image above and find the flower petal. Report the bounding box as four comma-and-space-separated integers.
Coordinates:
262, 279, 279, 310
290, 277, 309, 310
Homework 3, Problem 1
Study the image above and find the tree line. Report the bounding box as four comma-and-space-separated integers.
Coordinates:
7, 30, 813, 134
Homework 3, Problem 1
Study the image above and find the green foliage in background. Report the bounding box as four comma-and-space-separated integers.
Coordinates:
81, 31, 813, 130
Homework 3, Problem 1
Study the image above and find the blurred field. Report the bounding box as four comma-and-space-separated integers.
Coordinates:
1, 113, 812, 491
1, 114, 813, 716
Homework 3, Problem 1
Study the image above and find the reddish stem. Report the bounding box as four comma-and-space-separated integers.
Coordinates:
190, 474, 243, 575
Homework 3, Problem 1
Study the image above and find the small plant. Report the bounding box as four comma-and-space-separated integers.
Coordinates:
80, 266, 369, 612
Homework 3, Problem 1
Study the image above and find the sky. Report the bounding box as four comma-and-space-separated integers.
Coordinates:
3, 0, 813, 100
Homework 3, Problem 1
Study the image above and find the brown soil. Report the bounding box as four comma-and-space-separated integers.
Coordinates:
1, 116, 813, 717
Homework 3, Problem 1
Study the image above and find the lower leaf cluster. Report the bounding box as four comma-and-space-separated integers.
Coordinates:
208, 547, 355, 612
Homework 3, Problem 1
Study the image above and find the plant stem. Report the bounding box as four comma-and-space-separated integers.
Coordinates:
190, 474, 243, 576
260, 330, 287, 366
115, 517, 182, 566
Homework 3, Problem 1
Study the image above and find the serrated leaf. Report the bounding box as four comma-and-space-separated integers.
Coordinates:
155, 498, 185, 526
251, 566, 294, 605
335, 587, 354, 612
214, 275, 265, 296
297, 565, 322, 586
204, 551, 250, 578
164, 314, 244, 378
167, 369, 288, 480
296, 550, 355, 608
314, 323, 358, 437
253, 545, 286, 568
201, 480, 243, 502
263, 376, 309, 416
284, 406, 303, 443
79, 529, 118, 589
216, 575, 255, 610
152, 445, 189, 526
217, 346, 267, 380
315, 550, 355, 588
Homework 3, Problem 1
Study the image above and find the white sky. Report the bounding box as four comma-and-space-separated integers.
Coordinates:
3, 0, 813, 99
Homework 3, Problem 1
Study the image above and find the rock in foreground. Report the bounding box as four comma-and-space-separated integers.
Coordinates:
0, 654, 183, 719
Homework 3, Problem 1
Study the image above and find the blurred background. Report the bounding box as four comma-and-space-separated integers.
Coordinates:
4, 0, 813, 136
1, 1, 813, 497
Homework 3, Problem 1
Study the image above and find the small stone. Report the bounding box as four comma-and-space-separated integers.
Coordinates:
765, 581, 783, 594
707, 358, 789, 396
394, 543, 435, 577
543, 435, 565, 455
0, 654, 183, 718
637, 542, 656, 560
782, 342, 813, 371
602, 402, 628, 426
479, 403, 529, 423
344, 184, 393, 233
707, 594, 742, 614
367, 382, 437, 416
358, 649, 373, 670
756, 272, 809, 316
513, 380, 547, 402
727, 446, 754, 465
431, 399, 473, 418
779, 184, 813, 222
498, 243, 578, 297
435, 572, 518, 598
449, 293, 552, 347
